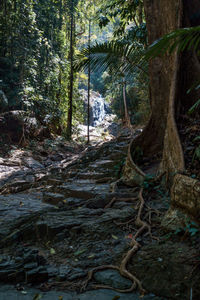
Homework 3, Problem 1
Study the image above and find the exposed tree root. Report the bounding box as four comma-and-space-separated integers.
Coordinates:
110, 179, 123, 193
113, 218, 136, 227
144, 205, 161, 225
104, 196, 138, 209
82, 188, 154, 295
18, 122, 26, 146
133, 189, 151, 239
104, 197, 117, 209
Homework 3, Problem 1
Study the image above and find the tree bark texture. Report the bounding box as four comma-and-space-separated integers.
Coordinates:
125, 0, 200, 220
130, 0, 183, 157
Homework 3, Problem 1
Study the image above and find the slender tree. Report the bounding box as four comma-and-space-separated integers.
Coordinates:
87, 19, 91, 144
66, 0, 75, 139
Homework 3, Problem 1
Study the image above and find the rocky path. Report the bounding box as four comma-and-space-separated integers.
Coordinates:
0, 134, 199, 299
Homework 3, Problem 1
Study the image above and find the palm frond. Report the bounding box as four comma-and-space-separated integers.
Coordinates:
74, 40, 146, 79
145, 26, 200, 59
145, 26, 200, 115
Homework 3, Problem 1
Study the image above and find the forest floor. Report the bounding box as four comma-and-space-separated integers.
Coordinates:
0, 128, 199, 300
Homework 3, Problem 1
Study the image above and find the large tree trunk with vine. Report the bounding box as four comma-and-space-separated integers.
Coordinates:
124, 0, 200, 221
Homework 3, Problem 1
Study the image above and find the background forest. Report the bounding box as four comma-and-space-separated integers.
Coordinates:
0, 0, 149, 140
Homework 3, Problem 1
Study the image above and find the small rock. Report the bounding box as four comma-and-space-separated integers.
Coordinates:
58, 266, 72, 281
23, 157, 44, 169
24, 262, 38, 270
46, 266, 58, 278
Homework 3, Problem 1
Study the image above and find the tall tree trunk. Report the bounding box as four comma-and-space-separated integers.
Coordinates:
125, 0, 200, 219
138, 1, 143, 25
66, 0, 74, 140
137, 0, 200, 161
87, 19, 91, 144
131, 0, 182, 157
122, 81, 131, 128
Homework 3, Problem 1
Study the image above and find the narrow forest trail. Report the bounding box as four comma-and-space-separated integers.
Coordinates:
0, 133, 199, 299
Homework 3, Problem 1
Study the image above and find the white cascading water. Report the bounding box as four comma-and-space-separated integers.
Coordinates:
74, 89, 115, 142
80, 89, 109, 126
91, 93, 106, 126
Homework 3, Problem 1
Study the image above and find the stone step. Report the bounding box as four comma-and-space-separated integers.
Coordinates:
89, 159, 116, 170
67, 179, 96, 184
107, 151, 127, 161
54, 182, 110, 200
64, 170, 78, 179
114, 143, 129, 150
77, 171, 109, 180
77, 168, 114, 180
43, 192, 65, 205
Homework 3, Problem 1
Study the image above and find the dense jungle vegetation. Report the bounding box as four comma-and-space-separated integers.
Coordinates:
0, 0, 149, 137
0, 0, 200, 298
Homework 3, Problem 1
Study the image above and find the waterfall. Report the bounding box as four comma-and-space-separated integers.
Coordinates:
91, 93, 106, 126
74, 89, 116, 142
80, 89, 110, 127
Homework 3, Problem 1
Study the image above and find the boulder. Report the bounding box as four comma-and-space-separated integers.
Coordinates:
0, 110, 51, 143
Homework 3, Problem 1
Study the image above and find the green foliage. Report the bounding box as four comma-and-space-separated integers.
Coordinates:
74, 33, 149, 124
146, 26, 200, 59
192, 146, 200, 163
162, 219, 200, 241
188, 98, 200, 114
175, 220, 200, 237
75, 40, 145, 77
0, 0, 86, 135
98, 0, 146, 41
142, 174, 155, 189
0, 0, 149, 137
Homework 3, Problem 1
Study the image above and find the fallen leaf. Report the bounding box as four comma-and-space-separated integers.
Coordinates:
58, 296, 63, 300
50, 248, 56, 255
74, 249, 86, 256
111, 234, 118, 240
88, 254, 95, 258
